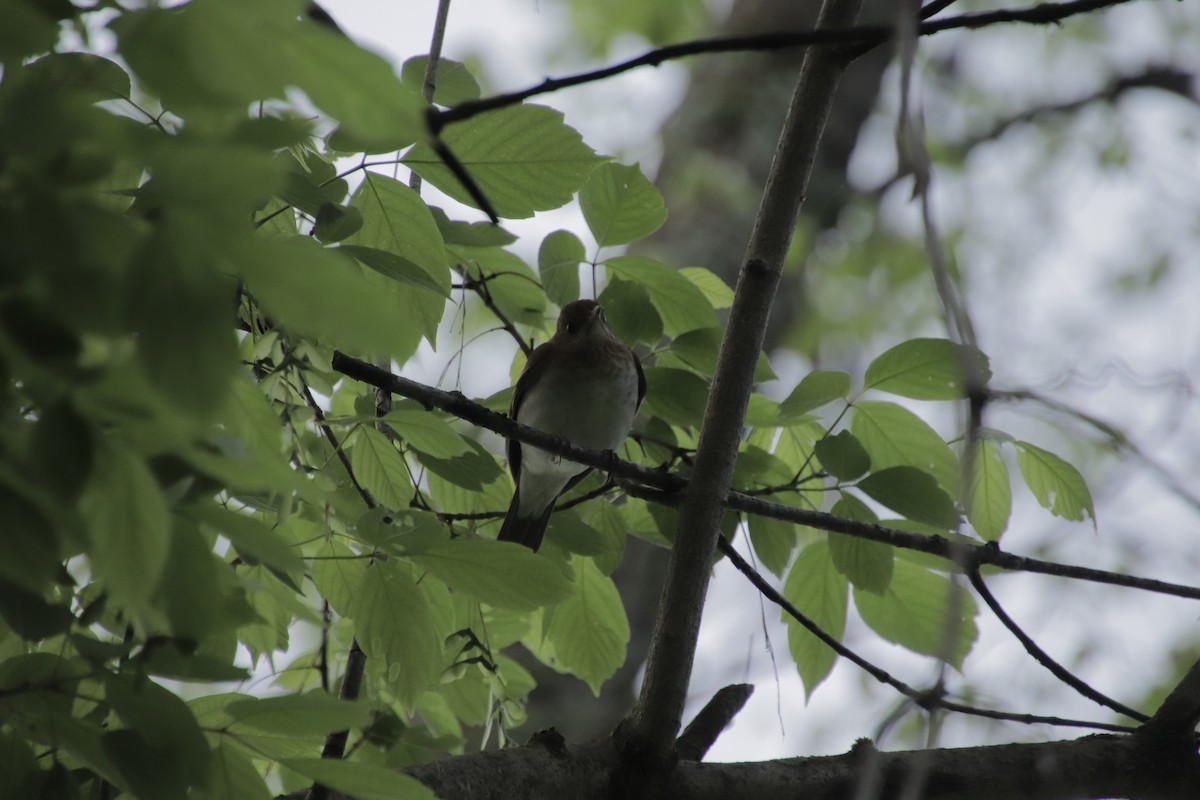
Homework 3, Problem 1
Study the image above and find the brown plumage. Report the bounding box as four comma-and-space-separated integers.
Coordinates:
497, 300, 645, 551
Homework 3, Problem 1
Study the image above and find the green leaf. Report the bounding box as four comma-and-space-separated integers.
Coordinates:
580, 162, 667, 247
81, 441, 169, 611
544, 557, 630, 694
239, 236, 426, 361
313, 203, 363, 244
605, 256, 717, 336
339, 244, 451, 298
189, 504, 305, 581
851, 401, 959, 494
857, 466, 959, 530
782, 542, 848, 698
195, 741, 270, 800
430, 207, 516, 247
225, 694, 372, 736
827, 495, 893, 594
25, 52, 131, 102
538, 230, 584, 307
114, 1, 423, 148
350, 427, 412, 511
281, 759, 436, 800
347, 172, 452, 342
404, 104, 605, 219
0, 580, 75, 640
382, 407, 471, 458
103, 730, 190, 800
401, 56, 480, 106
746, 515, 800, 579
669, 327, 774, 383
407, 539, 573, 610
680, 266, 734, 309
814, 430, 870, 480
310, 540, 366, 617
347, 175, 449, 282
1015, 441, 1095, 524
642, 367, 709, 429
156, 520, 222, 641
105, 674, 211, 789
966, 439, 1011, 540
350, 562, 442, 708
454, 247, 547, 328
854, 560, 978, 668
864, 338, 991, 400
414, 437, 505, 492
597, 278, 662, 345
780, 371, 851, 418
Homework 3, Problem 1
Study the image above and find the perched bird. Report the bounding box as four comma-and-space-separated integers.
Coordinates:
497, 299, 645, 551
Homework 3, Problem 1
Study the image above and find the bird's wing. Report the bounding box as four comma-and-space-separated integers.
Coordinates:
507, 340, 555, 486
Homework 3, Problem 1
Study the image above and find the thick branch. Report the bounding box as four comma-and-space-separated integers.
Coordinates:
1143, 658, 1200, 740
619, 0, 866, 763
331, 351, 1200, 603
675, 684, 755, 761
280, 728, 1200, 800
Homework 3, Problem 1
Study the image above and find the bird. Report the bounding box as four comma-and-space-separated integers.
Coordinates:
497, 299, 645, 551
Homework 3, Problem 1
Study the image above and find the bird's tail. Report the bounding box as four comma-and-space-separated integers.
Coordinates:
497, 493, 553, 551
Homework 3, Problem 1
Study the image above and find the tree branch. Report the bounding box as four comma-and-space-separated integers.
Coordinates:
675, 684, 755, 761
330, 351, 1200, 603
280, 727, 1200, 800
618, 0, 866, 764
430, 0, 1138, 132
717, 534, 1133, 734
967, 568, 1148, 722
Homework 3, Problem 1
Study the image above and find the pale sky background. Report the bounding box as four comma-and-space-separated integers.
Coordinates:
313, 0, 1200, 764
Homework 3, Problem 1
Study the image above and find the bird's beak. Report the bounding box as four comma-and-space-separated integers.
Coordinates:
589, 304, 604, 326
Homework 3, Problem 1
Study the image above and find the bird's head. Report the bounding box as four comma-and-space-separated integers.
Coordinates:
556, 299, 609, 341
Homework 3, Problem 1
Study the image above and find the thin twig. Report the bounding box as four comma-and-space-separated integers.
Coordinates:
717, 536, 1135, 733
430, 0, 1138, 132
968, 569, 1148, 722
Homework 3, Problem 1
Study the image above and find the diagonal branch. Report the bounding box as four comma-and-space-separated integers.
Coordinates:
330, 350, 1200, 603
619, 0, 865, 762
968, 568, 1148, 722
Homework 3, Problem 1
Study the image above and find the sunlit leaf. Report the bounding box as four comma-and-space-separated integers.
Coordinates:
350, 562, 442, 709
225, 694, 372, 736
782, 542, 848, 698
407, 539, 573, 610
827, 494, 893, 594
538, 229, 584, 306
580, 162, 667, 247
383, 406, 472, 458
864, 338, 991, 400
350, 427, 412, 511
854, 560, 978, 668
851, 401, 959, 494
966, 438, 1011, 540
857, 466, 959, 530
605, 255, 716, 336
1015, 441, 1095, 525
404, 104, 605, 219
814, 430, 870, 480
780, 371, 851, 419
544, 557, 629, 694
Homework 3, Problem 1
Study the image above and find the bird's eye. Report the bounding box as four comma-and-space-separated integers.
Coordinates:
564, 322, 575, 333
